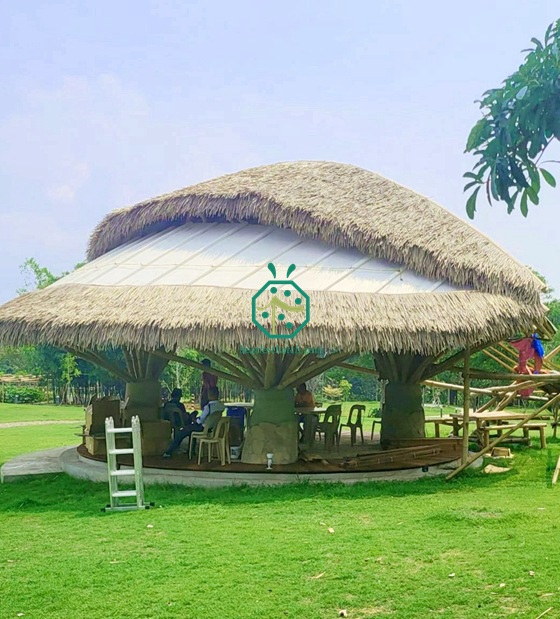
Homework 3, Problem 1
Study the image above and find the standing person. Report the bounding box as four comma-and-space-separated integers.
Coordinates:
201, 359, 219, 409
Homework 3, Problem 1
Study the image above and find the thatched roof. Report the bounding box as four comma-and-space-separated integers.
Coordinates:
0, 284, 546, 355
0, 161, 548, 355
89, 161, 543, 303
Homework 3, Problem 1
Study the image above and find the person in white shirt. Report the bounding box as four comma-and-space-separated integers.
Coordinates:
163, 387, 224, 458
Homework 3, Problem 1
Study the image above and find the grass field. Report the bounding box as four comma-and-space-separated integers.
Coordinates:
1, 403, 560, 619
0, 402, 83, 423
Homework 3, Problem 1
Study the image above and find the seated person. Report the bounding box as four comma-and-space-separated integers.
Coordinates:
160, 388, 188, 431
295, 383, 315, 409
295, 383, 316, 440
163, 387, 224, 458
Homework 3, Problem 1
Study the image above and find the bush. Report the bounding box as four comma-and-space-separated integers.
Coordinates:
1, 385, 46, 404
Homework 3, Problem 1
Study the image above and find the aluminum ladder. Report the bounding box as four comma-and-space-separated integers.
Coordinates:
103, 415, 151, 512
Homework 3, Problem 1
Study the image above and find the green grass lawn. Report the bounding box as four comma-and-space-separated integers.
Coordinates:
1, 403, 560, 618
0, 402, 83, 423
0, 423, 80, 466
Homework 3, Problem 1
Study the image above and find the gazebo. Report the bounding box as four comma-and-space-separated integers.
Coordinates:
0, 161, 548, 466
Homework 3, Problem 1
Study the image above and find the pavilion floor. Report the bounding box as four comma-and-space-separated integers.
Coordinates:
78, 431, 462, 474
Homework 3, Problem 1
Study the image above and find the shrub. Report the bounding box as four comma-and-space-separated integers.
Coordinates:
1, 385, 46, 404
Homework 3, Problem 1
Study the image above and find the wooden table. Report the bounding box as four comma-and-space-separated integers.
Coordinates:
224, 402, 254, 409
450, 411, 546, 446
424, 415, 454, 437
296, 407, 327, 446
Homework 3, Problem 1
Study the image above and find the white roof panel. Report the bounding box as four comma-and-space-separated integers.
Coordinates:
53, 223, 464, 294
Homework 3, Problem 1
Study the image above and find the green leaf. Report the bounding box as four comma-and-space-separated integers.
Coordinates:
541, 168, 557, 187
516, 86, 528, 100
531, 37, 543, 51
520, 190, 529, 216
509, 159, 528, 188
466, 187, 480, 219
463, 181, 480, 191
527, 162, 541, 194
465, 119, 489, 152
526, 185, 540, 205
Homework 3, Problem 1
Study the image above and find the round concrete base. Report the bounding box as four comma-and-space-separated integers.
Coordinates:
60, 447, 469, 487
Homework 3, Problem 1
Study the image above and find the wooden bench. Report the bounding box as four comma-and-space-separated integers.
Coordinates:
482, 422, 547, 448
424, 415, 454, 438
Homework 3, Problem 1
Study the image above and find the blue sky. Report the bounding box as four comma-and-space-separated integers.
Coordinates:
1, 0, 559, 302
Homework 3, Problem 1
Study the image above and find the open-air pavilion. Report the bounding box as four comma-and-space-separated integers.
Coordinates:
0, 161, 553, 480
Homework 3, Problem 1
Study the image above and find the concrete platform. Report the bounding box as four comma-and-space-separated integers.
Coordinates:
2, 446, 468, 486
1, 446, 70, 482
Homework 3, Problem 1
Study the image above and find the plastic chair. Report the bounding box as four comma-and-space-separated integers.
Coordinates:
198, 418, 231, 465
316, 405, 342, 449
188, 411, 224, 459
339, 404, 365, 445
160, 403, 184, 439
370, 409, 382, 441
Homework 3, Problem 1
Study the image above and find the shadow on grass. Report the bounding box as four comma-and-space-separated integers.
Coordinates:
0, 465, 520, 517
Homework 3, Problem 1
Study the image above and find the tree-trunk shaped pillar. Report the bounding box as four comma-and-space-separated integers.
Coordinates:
122, 348, 169, 420
69, 346, 169, 422
373, 353, 438, 445
156, 349, 350, 465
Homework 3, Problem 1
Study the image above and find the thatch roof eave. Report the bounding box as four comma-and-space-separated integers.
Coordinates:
0, 284, 546, 356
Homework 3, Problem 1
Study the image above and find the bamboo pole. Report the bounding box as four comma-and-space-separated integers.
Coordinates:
423, 379, 493, 395
486, 378, 553, 393
462, 350, 471, 465
473, 395, 499, 415
466, 369, 560, 382
428, 341, 493, 377
492, 343, 519, 364
552, 454, 560, 485
494, 389, 519, 412
446, 391, 560, 480
544, 345, 560, 361
483, 349, 516, 371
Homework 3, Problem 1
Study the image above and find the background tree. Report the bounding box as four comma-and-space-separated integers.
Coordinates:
464, 18, 560, 218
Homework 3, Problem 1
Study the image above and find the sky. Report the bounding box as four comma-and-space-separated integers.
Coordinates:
0, 0, 559, 303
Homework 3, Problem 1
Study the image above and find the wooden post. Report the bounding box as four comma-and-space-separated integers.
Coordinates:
462, 350, 470, 465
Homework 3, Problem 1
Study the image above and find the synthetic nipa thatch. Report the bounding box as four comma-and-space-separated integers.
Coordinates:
0, 160, 549, 356
88, 161, 544, 304
0, 284, 547, 355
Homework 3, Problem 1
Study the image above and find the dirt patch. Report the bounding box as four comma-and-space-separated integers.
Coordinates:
0, 420, 81, 429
